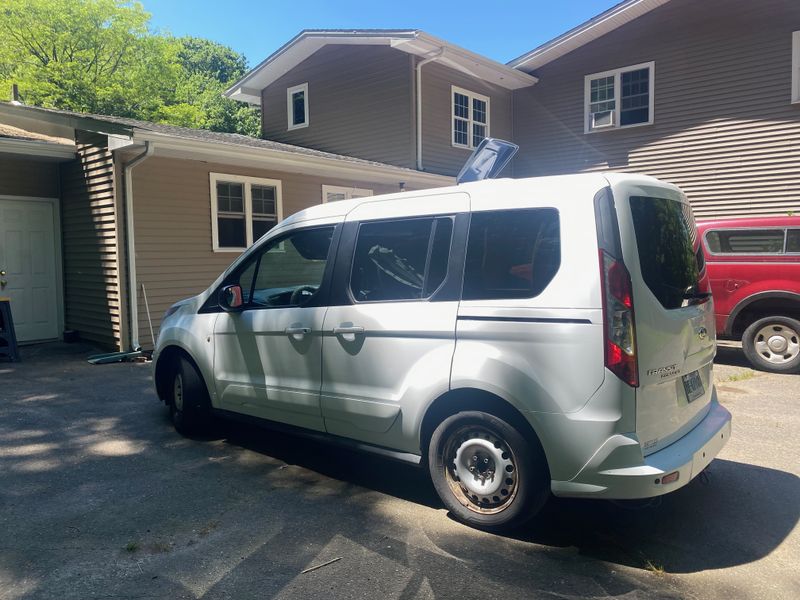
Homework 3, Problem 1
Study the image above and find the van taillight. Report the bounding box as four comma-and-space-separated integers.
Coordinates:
600, 250, 639, 387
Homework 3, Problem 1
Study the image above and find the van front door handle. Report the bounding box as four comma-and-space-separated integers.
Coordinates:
333, 326, 364, 335
285, 327, 311, 335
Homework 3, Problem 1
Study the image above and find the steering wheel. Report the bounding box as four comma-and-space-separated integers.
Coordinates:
290, 285, 318, 306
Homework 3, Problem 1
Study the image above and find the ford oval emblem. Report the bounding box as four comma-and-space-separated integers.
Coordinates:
698, 327, 708, 340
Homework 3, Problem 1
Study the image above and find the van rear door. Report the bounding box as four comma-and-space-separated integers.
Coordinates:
611, 179, 716, 456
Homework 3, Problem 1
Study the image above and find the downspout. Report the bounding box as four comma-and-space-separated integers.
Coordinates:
123, 141, 154, 351
415, 48, 445, 171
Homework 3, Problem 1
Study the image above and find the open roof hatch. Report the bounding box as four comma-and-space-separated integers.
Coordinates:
456, 138, 519, 185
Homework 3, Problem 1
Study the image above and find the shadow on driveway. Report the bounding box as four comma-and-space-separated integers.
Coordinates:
0, 342, 797, 599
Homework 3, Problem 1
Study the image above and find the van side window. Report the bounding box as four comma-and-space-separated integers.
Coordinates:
350, 217, 453, 302
462, 208, 560, 301
235, 226, 334, 308
705, 229, 785, 254
787, 229, 800, 253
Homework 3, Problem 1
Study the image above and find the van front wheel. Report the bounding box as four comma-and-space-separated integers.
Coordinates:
428, 411, 549, 531
169, 356, 212, 435
742, 316, 800, 374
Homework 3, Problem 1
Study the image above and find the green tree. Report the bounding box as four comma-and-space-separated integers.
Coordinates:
162, 37, 260, 136
0, 0, 260, 136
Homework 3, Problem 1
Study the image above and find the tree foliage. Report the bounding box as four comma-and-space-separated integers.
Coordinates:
0, 0, 260, 136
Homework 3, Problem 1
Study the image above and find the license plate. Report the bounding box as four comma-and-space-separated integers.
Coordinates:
682, 370, 704, 403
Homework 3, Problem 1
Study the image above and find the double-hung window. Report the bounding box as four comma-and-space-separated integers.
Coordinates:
287, 82, 309, 130
584, 62, 655, 133
452, 86, 489, 149
211, 173, 282, 251
322, 185, 372, 203
792, 31, 800, 104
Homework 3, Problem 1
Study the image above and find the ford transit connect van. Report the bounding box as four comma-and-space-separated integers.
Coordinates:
153, 172, 731, 530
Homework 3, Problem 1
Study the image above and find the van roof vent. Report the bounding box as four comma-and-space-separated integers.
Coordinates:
456, 138, 519, 185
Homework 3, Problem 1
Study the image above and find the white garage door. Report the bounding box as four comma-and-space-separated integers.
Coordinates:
0, 198, 60, 342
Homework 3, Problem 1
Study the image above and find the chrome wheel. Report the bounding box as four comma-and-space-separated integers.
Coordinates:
754, 323, 800, 365
443, 425, 518, 515
173, 373, 184, 411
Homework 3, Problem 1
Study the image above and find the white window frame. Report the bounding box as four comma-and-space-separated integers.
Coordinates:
287, 82, 309, 130
584, 61, 655, 134
451, 85, 490, 150
792, 31, 800, 104
210, 172, 283, 252
321, 185, 373, 203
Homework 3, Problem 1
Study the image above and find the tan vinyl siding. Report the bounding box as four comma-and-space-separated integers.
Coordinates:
261, 45, 415, 169
420, 61, 514, 176
131, 156, 403, 349
58, 132, 121, 349
512, 0, 800, 219
0, 157, 59, 197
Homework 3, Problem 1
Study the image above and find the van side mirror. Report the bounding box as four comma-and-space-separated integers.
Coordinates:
219, 284, 244, 312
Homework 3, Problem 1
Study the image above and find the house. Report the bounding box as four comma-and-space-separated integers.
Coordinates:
0, 104, 449, 350
2, 0, 798, 352
226, 0, 800, 218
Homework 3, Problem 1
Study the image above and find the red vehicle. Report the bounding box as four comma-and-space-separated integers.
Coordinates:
696, 216, 800, 373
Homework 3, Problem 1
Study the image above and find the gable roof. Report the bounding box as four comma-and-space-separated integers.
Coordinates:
0, 103, 451, 186
508, 0, 671, 71
225, 29, 538, 104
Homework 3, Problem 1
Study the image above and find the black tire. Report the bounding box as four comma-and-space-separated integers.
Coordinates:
428, 410, 549, 531
742, 316, 800, 374
169, 356, 212, 435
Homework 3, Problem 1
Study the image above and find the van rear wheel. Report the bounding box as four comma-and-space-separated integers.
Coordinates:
428, 411, 549, 531
742, 316, 800, 374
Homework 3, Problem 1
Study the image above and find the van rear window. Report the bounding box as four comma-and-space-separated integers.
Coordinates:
462, 208, 560, 300
629, 196, 699, 310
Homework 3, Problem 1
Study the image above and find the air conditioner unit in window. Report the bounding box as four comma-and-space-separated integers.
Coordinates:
591, 110, 615, 129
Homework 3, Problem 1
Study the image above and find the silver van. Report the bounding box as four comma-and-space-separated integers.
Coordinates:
153, 171, 731, 530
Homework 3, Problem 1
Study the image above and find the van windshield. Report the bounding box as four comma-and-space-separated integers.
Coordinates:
629, 196, 699, 310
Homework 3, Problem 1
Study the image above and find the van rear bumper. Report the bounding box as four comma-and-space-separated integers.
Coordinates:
551, 398, 731, 499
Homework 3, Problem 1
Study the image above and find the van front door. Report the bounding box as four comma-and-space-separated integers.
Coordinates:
213, 226, 336, 431
320, 194, 469, 452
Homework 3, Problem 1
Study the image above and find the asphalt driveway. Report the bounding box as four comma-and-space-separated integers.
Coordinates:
0, 342, 798, 599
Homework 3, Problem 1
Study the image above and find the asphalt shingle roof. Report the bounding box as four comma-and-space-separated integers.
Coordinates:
2, 103, 424, 173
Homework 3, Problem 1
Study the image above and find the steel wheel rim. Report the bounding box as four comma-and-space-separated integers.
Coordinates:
754, 324, 800, 364
173, 373, 184, 411
443, 425, 518, 515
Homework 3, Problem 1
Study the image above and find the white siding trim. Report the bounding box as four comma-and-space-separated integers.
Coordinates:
584, 61, 655, 134
210, 172, 283, 252
450, 85, 490, 150
287, 82, 309, 130
792, 31, 800, 104
321, 184, 373, 203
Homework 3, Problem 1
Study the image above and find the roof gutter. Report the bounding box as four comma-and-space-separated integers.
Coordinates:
123, 141, 154, 351
415, 47, 445, 171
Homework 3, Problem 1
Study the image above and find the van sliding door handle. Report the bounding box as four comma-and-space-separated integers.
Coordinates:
333, 326, 365, 334
285, 327, 311, 335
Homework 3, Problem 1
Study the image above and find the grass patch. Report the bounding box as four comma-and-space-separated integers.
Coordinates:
644, 559, 665, 576
124, 541, 139, 553
199, 521, 220, 537
722, 370, 756, 382
147, 541, 172, 554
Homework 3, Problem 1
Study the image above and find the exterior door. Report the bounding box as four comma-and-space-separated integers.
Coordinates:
213, 225, 336, 431
320, 195, 469, 452
0, 198, 59, 342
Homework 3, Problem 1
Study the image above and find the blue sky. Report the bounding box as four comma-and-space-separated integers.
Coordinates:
144, 1, 615, 67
